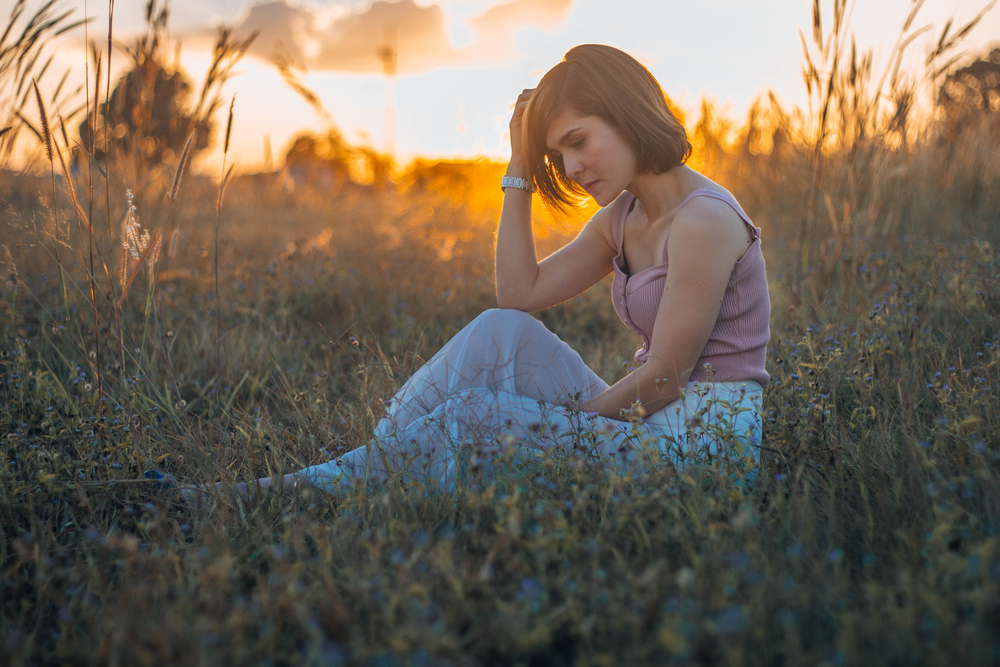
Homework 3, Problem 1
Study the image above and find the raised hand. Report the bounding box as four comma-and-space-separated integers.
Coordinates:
509, 88, 535, 166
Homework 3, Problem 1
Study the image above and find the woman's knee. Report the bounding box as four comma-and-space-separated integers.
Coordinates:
471, 308, 543, 334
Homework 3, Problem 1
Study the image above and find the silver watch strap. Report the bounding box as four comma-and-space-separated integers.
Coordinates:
501, 175, 535, 193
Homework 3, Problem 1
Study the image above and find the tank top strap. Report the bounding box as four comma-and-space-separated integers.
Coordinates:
611, 191, 637, 252
677, 189, 760, 241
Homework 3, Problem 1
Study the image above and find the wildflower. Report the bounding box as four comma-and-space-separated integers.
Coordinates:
122, 190, 150, 260
715, 606, 746, 634
514, 578, 544, 602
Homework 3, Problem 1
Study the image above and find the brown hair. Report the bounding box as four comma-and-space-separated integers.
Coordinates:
522, 44, 692, 212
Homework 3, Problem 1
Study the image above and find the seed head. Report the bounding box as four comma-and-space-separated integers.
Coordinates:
92, 52, 103, 138
224, 94, 235, 156
170, 131, 196, 201
1, 244, 19, 287
146, 232, 162, 270
32, 80, 52, 163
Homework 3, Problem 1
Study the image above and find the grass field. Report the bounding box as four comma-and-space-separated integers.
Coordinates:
3, 1, 1000, 665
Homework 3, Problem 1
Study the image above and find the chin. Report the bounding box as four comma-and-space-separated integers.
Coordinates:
591, 190, 615, 208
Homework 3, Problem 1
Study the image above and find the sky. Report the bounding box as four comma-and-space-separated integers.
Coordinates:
10, 0, 1000, 172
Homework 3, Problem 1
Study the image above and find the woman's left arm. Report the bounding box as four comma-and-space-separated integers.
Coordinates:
579, 198, 751, 420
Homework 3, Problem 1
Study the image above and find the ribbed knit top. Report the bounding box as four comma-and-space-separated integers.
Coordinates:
610, 189, 770, 386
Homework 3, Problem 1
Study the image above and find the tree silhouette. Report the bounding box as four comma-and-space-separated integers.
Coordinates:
283, 130, 353, 189
937, 47, 1000, 139
78, 0, 256, 166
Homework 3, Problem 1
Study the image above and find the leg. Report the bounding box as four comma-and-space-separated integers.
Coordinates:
374, 309, 608, 439
299, 386, 629, 493
168, 473, 298, 503
221, 382, 763, 499
299, 383, 763, 493
299, 309, 610, 494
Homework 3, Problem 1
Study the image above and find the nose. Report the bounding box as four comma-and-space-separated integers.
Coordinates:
563, 154, 584, 181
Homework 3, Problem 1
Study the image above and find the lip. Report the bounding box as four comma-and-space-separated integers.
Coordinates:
583, 180, 599, 192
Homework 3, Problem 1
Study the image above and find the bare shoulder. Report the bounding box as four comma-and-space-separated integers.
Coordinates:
669, 195, 750, 263
580, 191, 627, 252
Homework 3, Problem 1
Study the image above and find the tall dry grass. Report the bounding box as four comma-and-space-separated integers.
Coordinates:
1, 0, 1000, 664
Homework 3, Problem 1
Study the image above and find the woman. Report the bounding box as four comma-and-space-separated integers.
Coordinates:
166, 44, 769, 499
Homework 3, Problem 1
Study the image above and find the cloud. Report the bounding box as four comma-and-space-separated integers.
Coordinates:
231, 1, 324, 64
229, 0, 573, 74
471, 0, 571, 32
469, 0, 571, 59
312, 0, 459, 73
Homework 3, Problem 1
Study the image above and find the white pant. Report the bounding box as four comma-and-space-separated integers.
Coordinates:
299, 309, 763, 493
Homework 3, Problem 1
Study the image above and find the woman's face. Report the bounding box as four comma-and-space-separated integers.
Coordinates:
544, 107, 637, 207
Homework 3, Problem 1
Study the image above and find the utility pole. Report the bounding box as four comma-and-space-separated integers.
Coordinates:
376, 24, 397, 157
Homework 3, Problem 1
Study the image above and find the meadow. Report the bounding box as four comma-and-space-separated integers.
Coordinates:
2, 1, 1000, 665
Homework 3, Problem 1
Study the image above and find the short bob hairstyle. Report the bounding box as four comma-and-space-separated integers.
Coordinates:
522, 44, 692, 212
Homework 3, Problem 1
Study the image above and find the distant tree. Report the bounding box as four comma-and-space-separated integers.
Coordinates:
283, 130, 353, 189
937, 47, 1000, 139
78, 0, 256, 166
273, 56, 396, 190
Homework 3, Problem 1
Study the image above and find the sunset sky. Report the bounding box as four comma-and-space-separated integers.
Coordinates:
13, 0, 1000, 171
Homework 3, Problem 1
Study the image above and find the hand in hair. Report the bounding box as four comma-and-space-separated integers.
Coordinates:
508, 88, 535, 167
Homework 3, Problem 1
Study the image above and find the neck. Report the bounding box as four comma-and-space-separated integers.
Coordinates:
626, 165, 697, 224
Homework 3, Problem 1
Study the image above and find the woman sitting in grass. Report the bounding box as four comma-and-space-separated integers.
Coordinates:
164, 44, 770, 499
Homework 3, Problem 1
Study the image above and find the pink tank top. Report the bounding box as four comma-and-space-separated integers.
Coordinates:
610, 189, 770, 386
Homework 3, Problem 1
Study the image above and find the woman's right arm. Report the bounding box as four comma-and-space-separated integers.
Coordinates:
495, 89, 618, 312
495, 171, 617, 311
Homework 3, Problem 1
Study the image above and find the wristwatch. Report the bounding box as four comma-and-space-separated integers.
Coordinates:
501, 175, 535, 193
